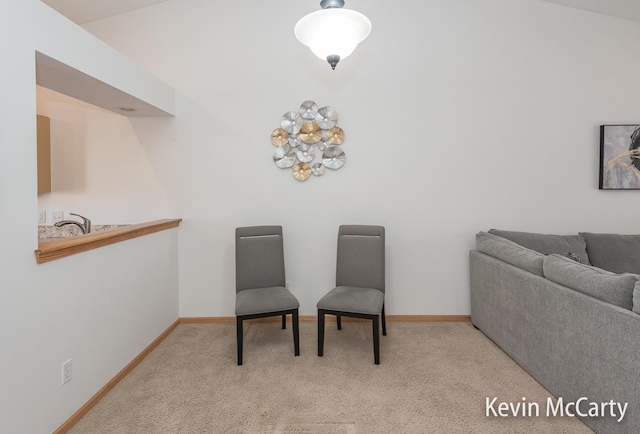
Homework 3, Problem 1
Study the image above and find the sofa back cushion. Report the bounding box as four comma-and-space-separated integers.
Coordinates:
489, 229, 590, 264
543, 254, 637, 311
579, 232, 640, 275
476, 232, 545, 276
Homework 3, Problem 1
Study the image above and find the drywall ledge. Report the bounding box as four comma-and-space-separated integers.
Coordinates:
34, 219, 182, 264
36, 52, 175, 117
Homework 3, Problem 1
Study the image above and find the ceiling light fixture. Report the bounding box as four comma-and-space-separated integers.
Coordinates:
294, 0, 372, 70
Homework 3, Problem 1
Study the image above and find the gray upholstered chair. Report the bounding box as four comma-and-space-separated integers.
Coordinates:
317, 225, 386, 364
235, 226, 300, 365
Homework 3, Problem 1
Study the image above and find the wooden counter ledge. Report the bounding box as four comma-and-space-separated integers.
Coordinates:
35, 219, 182, 264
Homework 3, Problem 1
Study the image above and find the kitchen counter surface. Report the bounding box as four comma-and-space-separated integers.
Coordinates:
38, 224, 129, 241
35, 219, 181, 264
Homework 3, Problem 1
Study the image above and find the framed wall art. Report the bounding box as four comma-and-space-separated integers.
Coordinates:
600, 124, 640, 190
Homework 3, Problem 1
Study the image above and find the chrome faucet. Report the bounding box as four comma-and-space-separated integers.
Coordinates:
54, 213, 91, 234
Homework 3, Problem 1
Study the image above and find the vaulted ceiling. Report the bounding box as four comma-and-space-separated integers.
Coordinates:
541, 0, 640, 22
41, 0, 172, 24
41, 0, 640, 25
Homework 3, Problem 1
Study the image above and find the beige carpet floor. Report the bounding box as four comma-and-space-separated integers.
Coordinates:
68, 322, 592, 433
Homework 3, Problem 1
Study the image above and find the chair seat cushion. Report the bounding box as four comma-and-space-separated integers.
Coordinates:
316, 286, 384, 315
235, 286, 299, 316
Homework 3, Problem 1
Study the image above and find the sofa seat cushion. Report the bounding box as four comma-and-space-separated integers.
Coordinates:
579, 232, 640, 275
543, 254, 637, 311
476, 232, 545, 276
489, 229, 590, 264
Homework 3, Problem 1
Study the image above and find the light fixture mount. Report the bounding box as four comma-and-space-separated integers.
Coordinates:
327, 54, 340, 70
295, 1, 371, 70
320, 0, 345, 8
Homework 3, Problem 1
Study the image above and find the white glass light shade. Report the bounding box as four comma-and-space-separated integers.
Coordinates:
295, 9, 371, 62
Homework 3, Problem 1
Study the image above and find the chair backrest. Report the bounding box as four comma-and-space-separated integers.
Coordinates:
335, 225, 385, 292
235, 226, 286, 292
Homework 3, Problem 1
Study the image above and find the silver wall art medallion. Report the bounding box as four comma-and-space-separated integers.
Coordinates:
299, 100, 318, 119
271, 101, 347, 181
273, 144, 297, 168
281, 111, 303, 134
317, 138, 329, 151
311, 162, 325, 176
295, 143, 315, 163
323, 145, 346, 169
315, 106, 338, 129
288, 135, 302, 148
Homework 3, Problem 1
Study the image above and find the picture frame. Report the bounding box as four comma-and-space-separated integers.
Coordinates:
599, 124, 640, 190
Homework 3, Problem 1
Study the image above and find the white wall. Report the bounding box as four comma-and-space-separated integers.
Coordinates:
0, 2, 179, 433
84, 0, 640, 318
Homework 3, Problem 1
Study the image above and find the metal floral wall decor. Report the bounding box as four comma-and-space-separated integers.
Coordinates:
271, 100, 346, 181
600, 125, 640, 189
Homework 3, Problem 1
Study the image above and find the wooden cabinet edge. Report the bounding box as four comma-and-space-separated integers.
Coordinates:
37, 115, 52, 195
35, 218, 182, 264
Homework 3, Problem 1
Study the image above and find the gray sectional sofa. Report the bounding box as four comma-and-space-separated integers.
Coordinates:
470, 229, 640, 434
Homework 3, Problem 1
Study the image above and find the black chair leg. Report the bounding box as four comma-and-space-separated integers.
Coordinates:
236, 316, 243, 366
372, 316, 380, 365
318, 309, 325, 357
337, 314, 342, 330
381, 305, 387, 336
282, 313, 286, 329
293, 309, 300, 356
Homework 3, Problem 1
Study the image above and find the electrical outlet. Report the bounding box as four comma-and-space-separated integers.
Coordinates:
38, 211, 46, 224
62, 359, 72, 385
52, 211, 64, 223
